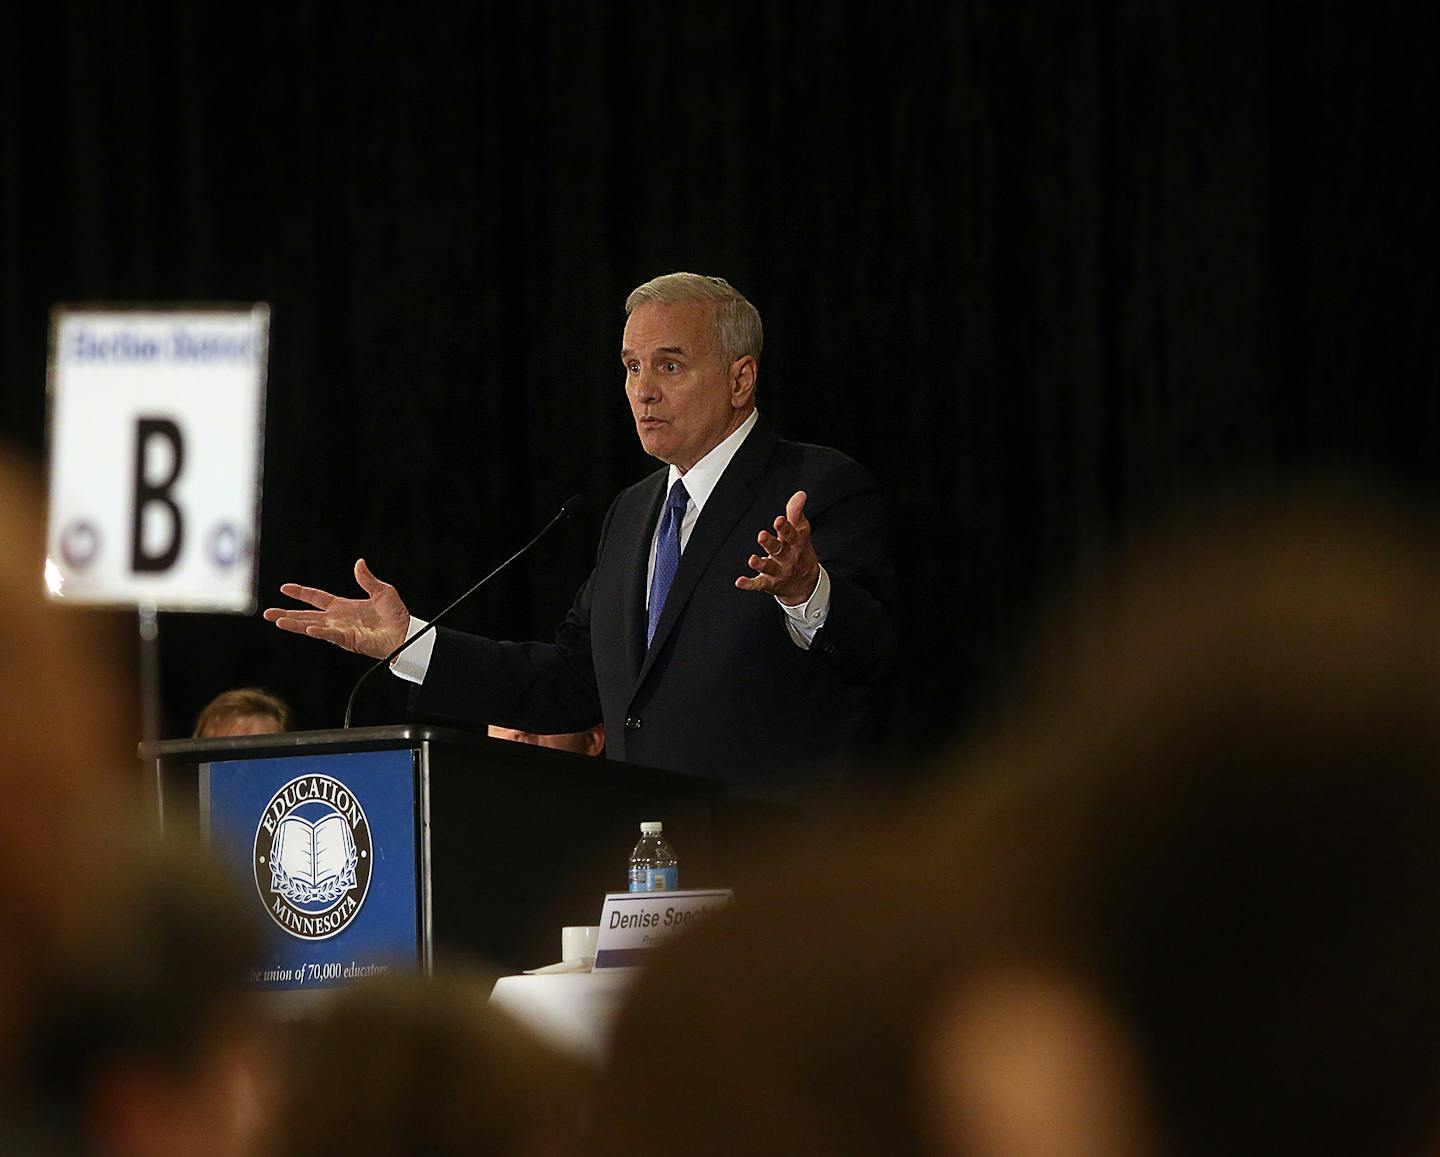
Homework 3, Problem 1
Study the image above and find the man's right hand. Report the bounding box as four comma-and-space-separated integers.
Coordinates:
263, 558, 410, 659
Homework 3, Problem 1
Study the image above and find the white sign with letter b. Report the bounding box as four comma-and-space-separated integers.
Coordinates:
46, 305, 269, 611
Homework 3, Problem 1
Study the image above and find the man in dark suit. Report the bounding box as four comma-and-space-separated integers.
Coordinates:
266, 274, 893, 795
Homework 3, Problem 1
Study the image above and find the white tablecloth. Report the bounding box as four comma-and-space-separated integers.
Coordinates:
489, 970, 639, 1063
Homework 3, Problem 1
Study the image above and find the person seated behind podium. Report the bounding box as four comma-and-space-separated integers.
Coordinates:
487, 722, 605, 757
192, 687, 293, 738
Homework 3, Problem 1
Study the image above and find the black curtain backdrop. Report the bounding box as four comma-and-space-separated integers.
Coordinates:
4, 3, 1437, 770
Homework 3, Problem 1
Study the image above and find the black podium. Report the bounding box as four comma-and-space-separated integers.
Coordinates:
139, 726, 744, 978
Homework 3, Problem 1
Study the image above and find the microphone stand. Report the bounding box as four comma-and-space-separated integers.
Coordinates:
342, 495, 584, 728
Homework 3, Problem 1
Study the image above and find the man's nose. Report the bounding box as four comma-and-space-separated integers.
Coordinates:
632, 368, 661, 403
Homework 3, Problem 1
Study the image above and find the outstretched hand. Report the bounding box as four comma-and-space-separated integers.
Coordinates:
263, 559, 410, 659
736, 490, 820, 606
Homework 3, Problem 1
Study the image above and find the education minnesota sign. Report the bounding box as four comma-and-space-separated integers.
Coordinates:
254, 773, 373, 941
206, 749, 420, 992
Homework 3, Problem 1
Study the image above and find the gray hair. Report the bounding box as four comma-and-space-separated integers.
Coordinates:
625, 272, 764, 366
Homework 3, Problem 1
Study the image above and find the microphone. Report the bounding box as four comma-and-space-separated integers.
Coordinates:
342, 493, 586, 728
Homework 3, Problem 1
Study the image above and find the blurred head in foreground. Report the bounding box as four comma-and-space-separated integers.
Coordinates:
923, 486, 1440, 1157
193, 687, 293, 738
586, 485, 1440, 1157
0, 448, 133, 1097
28, 840, 266, 1157
265, 971, 592, 1157
488, 722, 605, 757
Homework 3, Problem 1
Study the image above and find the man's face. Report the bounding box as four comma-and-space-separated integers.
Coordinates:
622, 300, 754, 472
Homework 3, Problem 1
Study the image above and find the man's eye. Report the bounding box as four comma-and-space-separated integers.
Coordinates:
624, 362, 639, 374
663, 361, 679, 373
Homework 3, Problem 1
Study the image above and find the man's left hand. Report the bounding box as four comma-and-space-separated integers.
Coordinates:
736, 490, 820, 606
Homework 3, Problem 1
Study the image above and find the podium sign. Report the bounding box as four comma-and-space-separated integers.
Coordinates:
205, 748, 420, 992
45, 305, 269, 611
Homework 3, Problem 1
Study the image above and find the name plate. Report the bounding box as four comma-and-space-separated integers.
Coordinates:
593, 889, 733, 969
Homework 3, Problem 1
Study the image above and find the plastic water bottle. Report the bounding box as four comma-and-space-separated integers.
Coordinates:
628, 821, 678, 892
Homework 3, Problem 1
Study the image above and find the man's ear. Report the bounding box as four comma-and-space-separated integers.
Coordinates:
585, 724, 606, 757
730, 356, 758, 409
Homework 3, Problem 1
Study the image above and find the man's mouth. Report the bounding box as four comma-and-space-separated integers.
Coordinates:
638, 417, 665, 427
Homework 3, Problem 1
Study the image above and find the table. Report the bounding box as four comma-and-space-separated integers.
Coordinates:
489, 970, 639, 1063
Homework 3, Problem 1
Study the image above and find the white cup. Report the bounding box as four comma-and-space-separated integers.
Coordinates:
562, 925, 600, 963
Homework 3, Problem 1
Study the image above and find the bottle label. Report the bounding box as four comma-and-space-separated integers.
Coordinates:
628, 866, 678, 893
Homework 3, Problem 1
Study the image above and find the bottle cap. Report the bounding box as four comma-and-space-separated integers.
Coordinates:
640, 821, 663, 833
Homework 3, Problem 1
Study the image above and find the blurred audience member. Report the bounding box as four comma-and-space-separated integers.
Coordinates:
488, 722, 605, 757
264, 970, 592, 1157
0, 448, 134, 1135
193, 687, 293, 738
586, 485, 1440, 1157
584, 839, 963, 1157
924, 487, 1440, 1157
27, 840, 266, 1157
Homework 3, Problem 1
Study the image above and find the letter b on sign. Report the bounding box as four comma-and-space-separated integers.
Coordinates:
132, 417, 185, 573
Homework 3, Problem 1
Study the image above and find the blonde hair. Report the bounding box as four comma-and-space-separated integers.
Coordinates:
193, 687, 293, 737
625, 272, 764, 366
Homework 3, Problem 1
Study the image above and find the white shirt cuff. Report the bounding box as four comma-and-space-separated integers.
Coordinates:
778, 564, 830, 650
390, 616, 435, 684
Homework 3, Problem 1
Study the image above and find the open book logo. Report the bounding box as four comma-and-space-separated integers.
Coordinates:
252, 773, 373, 941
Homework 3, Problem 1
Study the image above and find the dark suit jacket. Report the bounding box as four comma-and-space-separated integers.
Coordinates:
411, 417, 894, 794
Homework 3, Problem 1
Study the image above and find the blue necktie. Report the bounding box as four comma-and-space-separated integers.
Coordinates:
647, 479, 689, 646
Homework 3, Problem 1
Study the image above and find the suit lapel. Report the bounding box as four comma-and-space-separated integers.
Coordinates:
621, 469, 668, 685
635, 418, 779, 688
